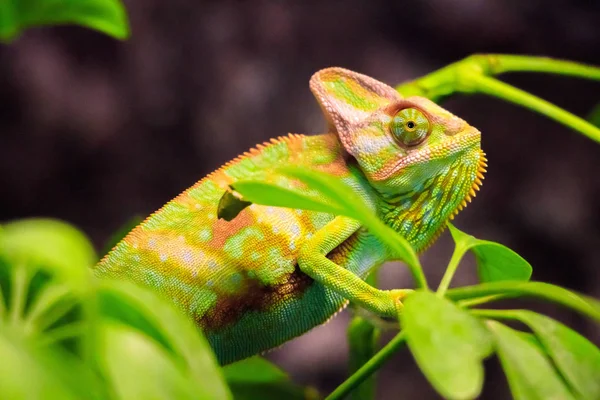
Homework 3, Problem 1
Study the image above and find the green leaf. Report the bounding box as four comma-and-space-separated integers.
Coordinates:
448, 223, 532, 283
231, 179, 345, 216
223, 357, 315, 400
97, 279, 230, 400
486, 320, 575, 400
0, 218, 97, 288
502, 311, 600, 399
223, 356, 287, 383
0, 0, 130, 41
401, 291, 493, 399
98, 322, 211, 400
446, 281, 600, 322
0, 328, 102, 400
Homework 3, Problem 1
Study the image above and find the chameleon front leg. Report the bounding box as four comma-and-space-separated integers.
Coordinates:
298, 216, 408, 318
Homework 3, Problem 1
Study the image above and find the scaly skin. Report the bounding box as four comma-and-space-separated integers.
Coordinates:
94, 68, 486, 365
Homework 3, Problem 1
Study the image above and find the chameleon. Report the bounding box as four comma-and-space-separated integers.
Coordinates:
93, 67, 486, 365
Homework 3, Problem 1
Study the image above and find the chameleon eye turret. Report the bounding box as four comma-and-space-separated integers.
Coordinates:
391, 107, 430, 147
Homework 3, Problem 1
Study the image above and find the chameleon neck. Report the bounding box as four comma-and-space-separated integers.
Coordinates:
378, 152, 485, 252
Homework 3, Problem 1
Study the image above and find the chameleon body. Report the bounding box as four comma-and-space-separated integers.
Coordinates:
94, 68, 486, 365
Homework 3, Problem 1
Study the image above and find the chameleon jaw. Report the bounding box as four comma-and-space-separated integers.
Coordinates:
449, 149, 487, 220
414, 149, 487, 254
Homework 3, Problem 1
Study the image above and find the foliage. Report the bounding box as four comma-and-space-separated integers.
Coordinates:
3, 160, 600, 400
0, 218, 310, 400
231, 166, 600, 400
0, 0, 130, 41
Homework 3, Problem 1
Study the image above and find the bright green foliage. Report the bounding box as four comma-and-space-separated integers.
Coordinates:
0, 331, 96, 400
446, 223, 532, 284
234, 167, 600, 400
401, 291, 493, 400
223, 357, 316, 400
99, 322, 213, 400
1, 218, 97, 286
516, 312, 600, 399
487, 321, 576, 400
447, 281, 600, 322
473, 309, 600, 399
0, 0, 129, 41
97, 280, 230, 400
0, 218, 232, 400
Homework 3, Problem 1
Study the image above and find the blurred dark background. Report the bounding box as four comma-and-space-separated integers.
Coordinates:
1, 0, 599, 398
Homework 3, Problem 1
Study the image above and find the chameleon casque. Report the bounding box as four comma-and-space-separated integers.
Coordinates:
94, 68, 486, 365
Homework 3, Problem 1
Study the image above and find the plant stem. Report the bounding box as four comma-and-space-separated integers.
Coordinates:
436, 244, 467, 296
468, 54, 600, 81
9, 264, 28, 326
469, 308, 520, 320
0, 281, 6, 320
446, 281, 600, 322
23, 284, 71, 334
38, 322, 86, 346
470, 74, 600, 143
347, 315, 380, 400
326, 330, 407, 400
396, 54, 600, 143
458, 294, 506, 308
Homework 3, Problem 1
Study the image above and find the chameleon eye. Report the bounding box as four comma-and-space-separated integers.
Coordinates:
391, 107, 430, 146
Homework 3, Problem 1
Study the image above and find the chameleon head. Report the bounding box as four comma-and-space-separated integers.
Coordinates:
310, 68, 486, 250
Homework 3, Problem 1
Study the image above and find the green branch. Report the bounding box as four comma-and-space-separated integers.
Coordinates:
326, 331, 407, 400
471, 74, 600, 143
396, 54, 600, 143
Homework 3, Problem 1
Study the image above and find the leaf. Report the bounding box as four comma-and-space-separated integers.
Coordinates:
486, 320, 575, 400
0, 226, 91, 353
446, 281, 600, 322
448, 223, 532, 283
98, 322, 210, 400
0, 328, 102, 400
97, 279, 230, 400
223, 356, 287, 383
401, 291, 493, 399
0, 0, 130, 41
231, 179, 344, 216
276, 166, 372, 219
223, 357, 315, 400
0, 218, 97, 288
505, 311, 600, 399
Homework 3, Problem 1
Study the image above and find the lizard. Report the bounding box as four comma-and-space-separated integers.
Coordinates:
93, 67, 486, 365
